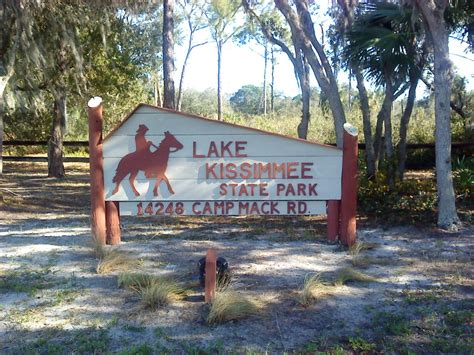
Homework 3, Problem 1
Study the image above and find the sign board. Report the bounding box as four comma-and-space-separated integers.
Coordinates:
102, 104, 343, 217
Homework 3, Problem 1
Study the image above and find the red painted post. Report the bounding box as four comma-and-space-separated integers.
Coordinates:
88, 97, 106, 245
340, 123, 358, 246
106, 201, 121, 245
205, 248, 217, 303
327, 200, 340, 242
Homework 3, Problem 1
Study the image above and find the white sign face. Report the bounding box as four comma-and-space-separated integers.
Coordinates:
103, 104, 343, 216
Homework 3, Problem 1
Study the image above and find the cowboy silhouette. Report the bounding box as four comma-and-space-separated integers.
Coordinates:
135, 124, 154, 154
111, 126, 184, 197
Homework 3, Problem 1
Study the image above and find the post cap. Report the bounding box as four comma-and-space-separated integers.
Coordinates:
88, 97, 103, 108
343, 122, 358, 136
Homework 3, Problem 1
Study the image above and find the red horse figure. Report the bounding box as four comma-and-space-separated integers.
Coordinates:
111, 130, 184, 197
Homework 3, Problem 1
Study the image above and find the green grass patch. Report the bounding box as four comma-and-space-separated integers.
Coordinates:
374, 311, 411, 336
0, 268, 57, 296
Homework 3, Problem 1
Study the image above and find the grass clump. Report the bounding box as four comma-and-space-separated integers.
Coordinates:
96, 249, 140, 275
119, 273, 185, 309
207, 288, 261, 324
334, 267, 377, 286
117, 272, 156, 289
297, 273, 333, 306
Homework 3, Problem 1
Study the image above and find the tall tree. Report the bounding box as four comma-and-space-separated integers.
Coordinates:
344, 2, 425, 185
333, 0, 376, 178
163, 0, 175, 109
176, 0, 208, 111
274, 0, 346, 147
409, 0, 461, 229
206, 0, 241, 121
242, 1, 311, 139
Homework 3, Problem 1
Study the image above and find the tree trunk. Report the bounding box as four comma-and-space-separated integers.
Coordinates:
417, 1, 460, 229
275, 0, 346, 147
0, 75, 8, 175
383, 78, 395, 187
48, 91, 66, 178
262, 41, 268, 115
354, 67, 376, 179
163, 0, 175, 109
397, 76, 418, 180
270, 46, 275, 113
373, 78, 394, 183
297, 56, 310, 139
217, 40, 223, 120
154, 72, 162, 107
177, 33, 193, 111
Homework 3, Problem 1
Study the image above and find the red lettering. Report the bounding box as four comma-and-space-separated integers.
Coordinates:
285, 184, 296, 196
276, 183, 285, 196
297, 183, 306, 196
240, 162, 252, 179
203, 202, 212, 214
219, 183, 227, 196
226, 202, 234, 214
249, 202, 260, 214
235, 141, 248, 157
287, 201, 296, 214
238, 184, 248, 196
192, 202, 202, 215
225, 163, 237, 178
221, 141, 233, 157
214, 201, 225, 214
261, 201, 270, 215
271, 201, 280, 214
208, 142, 218, 157
259, 183, 269, 196
301, 162, 314, 179
298, 201, 307, 214
206, 163, 218, 179
272, 163, 286, 179
192, 142, 205, 158
309, 183, 318, 196
287, 162, 299, 179
239, 202, 250, 214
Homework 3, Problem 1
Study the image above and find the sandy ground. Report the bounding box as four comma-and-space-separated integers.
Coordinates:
0, 162, 473, 353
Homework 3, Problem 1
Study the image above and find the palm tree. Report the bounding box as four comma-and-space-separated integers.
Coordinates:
343, 1, 425, 184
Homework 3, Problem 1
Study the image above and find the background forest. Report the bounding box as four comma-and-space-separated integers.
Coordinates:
0, 0, 473, 228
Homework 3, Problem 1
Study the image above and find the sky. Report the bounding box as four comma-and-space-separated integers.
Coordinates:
174, 5, 474, 98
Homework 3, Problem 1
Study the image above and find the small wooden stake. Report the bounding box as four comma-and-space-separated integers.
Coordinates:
106, 201, 121, 245
205, 248, 217, 303
340, 123, 358, 246
327, 200, 340, 242
88, 97, 106, 245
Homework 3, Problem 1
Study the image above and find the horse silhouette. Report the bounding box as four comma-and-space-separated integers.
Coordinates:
111, 130, 184, 197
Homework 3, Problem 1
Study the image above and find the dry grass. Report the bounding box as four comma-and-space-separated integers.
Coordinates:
119, 273, 186, 309
351, 256, 394, 268
334, 267, 377, 286
117, 272, 156, 289
134, 278, 185, 309
96, 249, 141, 274
348, 241, 377, 256
297, 273, 334, 307
207, 288, 261, 324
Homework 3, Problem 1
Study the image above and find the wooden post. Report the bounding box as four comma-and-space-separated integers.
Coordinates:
340, 123, 358, 246
327, 200, 340, 242
205, 248, 217, 303
106, 201, 121, 245
88, 97, 106, 245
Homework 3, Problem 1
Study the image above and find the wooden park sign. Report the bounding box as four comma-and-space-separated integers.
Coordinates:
87, 97, 358, 247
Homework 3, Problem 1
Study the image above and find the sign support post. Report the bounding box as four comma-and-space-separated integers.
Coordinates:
205, 248, 217, 303
106, 201, 121, 245
340, 123, 358, 246
88, 97, 107, 245
327, 200, 340, 242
